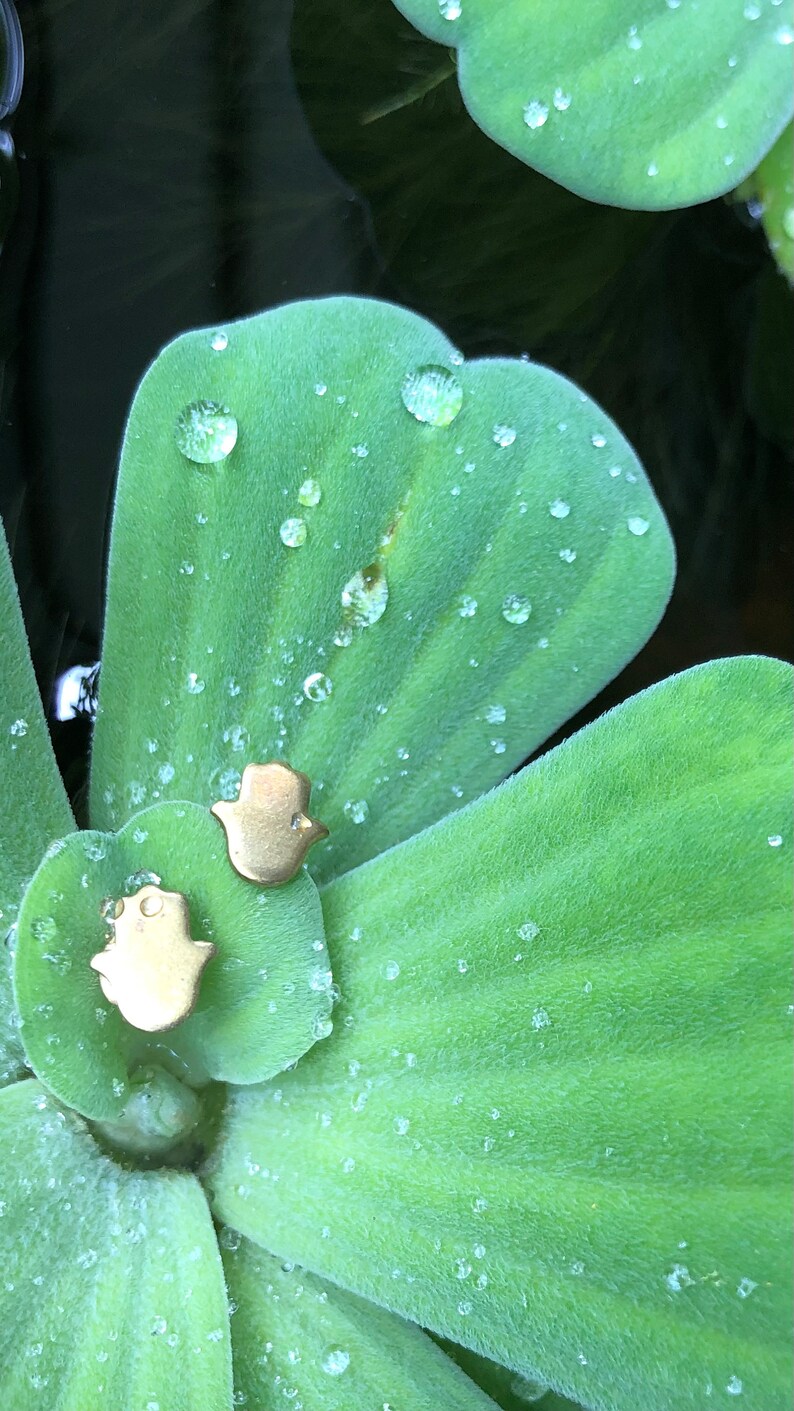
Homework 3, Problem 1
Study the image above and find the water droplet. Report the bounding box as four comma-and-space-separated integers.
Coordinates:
457, 594, 478, 618
726, 1376, 743, 1396
393, 1115, 410, 1135
743, 1, 761, 16
502, 594, 532, 625
351, 444, 369, 459
737, 1277, 758, 1299
297, 477, 322, 507
401, 365, 463, 427
343, 799, 369, 825
531, 1007, 551, 1031
559, 548, 577, 563
627, 516, 650, 536
312, 1015, 334, 1041
279, 517, 307, 548
491, 738, 506, 755
767, 834, 783, 848
439, 0, 461, 17
782, 206, 794, 239
485, 704, 506, 724
492, 423, 517, 447
517, 920, 540, 942
341, 563, 388, 628
303, 672, 332, 702
151, 1317, 167, 1336
627, 24, 642, 48
186, 672, 205, 694
210, 331, 228, 352
591, 432, 607, 448
553, 88, 571, 111
523, 100, 549, 130
174, 400, 237, 464
321, 1348, 350, 1376
665, 1263, 694, 1292
384, 960, 400, 981
9, 718, 28, 738
549, 498, 570, 519
776, 22, 794, 43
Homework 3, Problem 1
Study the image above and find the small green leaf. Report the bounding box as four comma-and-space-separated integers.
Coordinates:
0, 1079, 232, 1410
0, 525, 74, 1085
391, 0, 794, 210
14, 802, 328, 1120
755, 123, 794, 284
208, 657, 793, 1411
90, 298, 673, 882
222, 1233, 500, 1409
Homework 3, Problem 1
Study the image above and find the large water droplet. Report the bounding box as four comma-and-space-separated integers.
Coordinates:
341, 563, 388, 628
174, 400, 237, 464
280, 517, 307, 548
401, 365, 463, 427
502, 594, 532, 625
298, 478, 322, 507
303, 672, 332, 702
321, 1348, 350, 1376
523, 100, 549, 130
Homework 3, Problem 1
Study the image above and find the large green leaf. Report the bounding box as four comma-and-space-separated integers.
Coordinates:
222, 1233, 500, 1409
207, 656, 793, 1411
0, 1079, 232, 1410
392, 0, 794, 210
0, 525, 74, 1085
90, 298, 673, 882
14, 802, 328, 1120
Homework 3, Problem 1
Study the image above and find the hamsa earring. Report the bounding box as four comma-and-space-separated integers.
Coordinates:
211, 760, 328, 885
90, 884, 216, 1033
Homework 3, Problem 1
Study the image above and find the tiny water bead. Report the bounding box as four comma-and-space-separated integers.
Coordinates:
174, 400, 238, 464
401, 365, 463, 427
297, 477, 322, 507
321, 1348, 350, 1377
279, 517, 307, 548
553, 88, 571, 111
627, 516, 650, 537
209, 331, 228, 352
341, 563, 389, 628
343, 799, 369, 825
303, 672, 332, 703
492, 423, 517, 447
457, 594, 478, 619
549, 498, 570, 519
502, 594, 532, 625
439, 0, 462, 19
523, 100, 548, 130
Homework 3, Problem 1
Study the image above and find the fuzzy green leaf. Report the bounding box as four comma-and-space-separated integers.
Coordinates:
0, 1079, 232, 1410
14, 802, 328, 1120
208, 657, 793, 1411
0, 525, 74, 1084
392, 0, 794, 210
90, 298, 673, 882
439, 1341, 582, 1411
222, 1233, 501, 1409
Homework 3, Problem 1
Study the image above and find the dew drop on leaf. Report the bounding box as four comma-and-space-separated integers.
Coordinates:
297, 477, 322, 507
492, 423, 517, 447
303, 672, 332, 702
174, 400, 237, 464
321, 1347, 350, 1376
627, 516, 650, 536
209, 331, 228, 352
522, 101, 549, 129
343, 799, 369, 825
341, 562, 388, 628
502, 594, 532, 625
549, 498, 570, 519
401, 364, 463, 427
279, 517, 307, 548
439, 0, 462, 19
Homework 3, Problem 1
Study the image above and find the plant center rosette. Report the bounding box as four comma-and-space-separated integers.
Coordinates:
13, 798, 332, 1159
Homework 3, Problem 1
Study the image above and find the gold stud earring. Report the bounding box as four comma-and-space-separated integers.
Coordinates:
211, 761, 328, 886
90, 884, 216, 1033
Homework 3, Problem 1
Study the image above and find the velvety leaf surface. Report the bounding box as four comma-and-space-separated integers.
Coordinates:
0, 525, 74, 1084
439, 1341, 582, 1411
0, 1079, 232, 1410
208, 657, 793, 1411
222, 1234, 501, 1410
14, 802, 328, 1120
392, 0, 794, 210
90, 298, 673, 882
755, 123, 794, 283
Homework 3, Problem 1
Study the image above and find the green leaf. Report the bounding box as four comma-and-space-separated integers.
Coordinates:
755, 123, 794, 284
391, 0, 794, 210
14, 802, 328, 1120
90, 298, 673, 882
439, 1341, 582, 1411
222, 1233, 501, 1409
207, 657, 793, 1411
0, 1078, 232, 1410
0, 524, 74, 1085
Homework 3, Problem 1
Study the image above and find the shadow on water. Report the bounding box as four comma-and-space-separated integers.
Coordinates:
0, 0, 792, 798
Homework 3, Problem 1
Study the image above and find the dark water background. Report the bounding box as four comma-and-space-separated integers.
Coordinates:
0, 0, 792, 804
